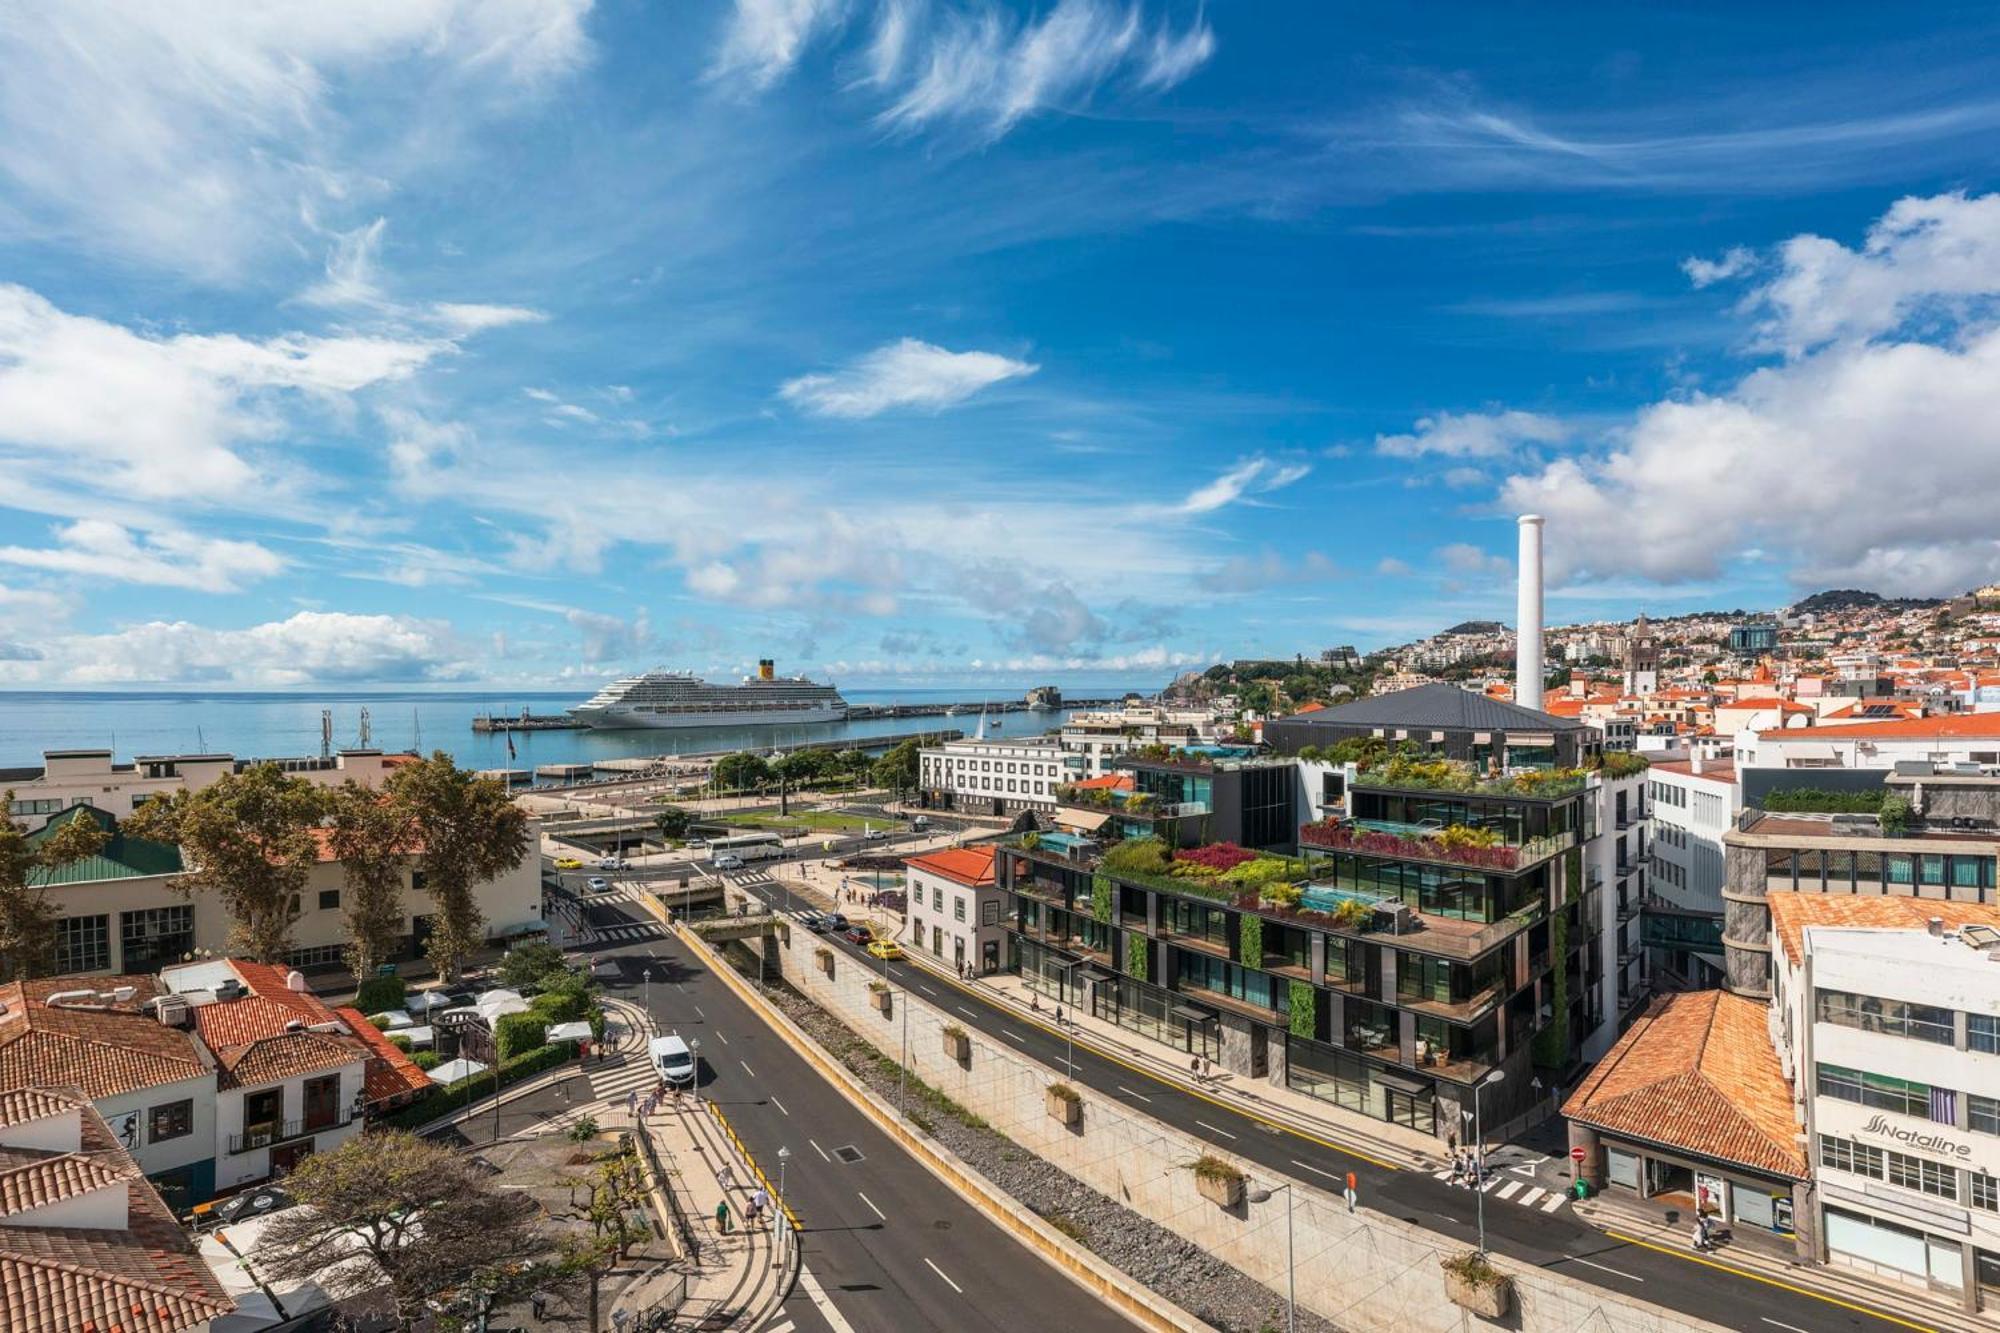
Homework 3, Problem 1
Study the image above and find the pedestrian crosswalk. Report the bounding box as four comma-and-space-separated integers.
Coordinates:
1429, 1167, 1571, 1213
592, 920, 665, 943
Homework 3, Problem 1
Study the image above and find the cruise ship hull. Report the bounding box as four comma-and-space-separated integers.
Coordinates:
571, 703, 848, 731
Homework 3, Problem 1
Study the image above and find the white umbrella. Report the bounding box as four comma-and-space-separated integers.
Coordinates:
473, 989, 529, 1024
430, 1057, 489, 1084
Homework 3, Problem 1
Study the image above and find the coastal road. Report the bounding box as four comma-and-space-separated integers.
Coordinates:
731, 874, 1937, 1333
567, 890, 1142, 1333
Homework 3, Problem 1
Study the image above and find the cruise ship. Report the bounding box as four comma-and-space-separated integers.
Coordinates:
570, 660, 848, 730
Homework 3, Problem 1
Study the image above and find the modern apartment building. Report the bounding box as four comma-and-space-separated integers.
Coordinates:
917, 737, 1076, 815
1645, 754, 1740, 987
1057, 705, 1231, 778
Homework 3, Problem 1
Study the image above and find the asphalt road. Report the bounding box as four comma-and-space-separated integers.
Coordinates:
729, 875, 1939, 1333
570, 890, 1141, 1333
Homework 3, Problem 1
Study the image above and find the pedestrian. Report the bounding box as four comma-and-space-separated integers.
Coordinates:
750, 1186, 769, 1224
1448, 1154, 1464, 1186
531, 1290, 549, 1319
1447, 1129, 1458, 1156
1030, 992, 1041, 1013
1190, 1055, 1201, 1083
627, 1089, 637, 1119
1202, 1056, 1214, 1082
1054, 1005, 1064, 1027
715, 1199, 731, 1234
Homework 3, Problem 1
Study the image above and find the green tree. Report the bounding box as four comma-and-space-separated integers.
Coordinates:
497, 939, 571, 990
712, 751, 772, 792
870, 738, 920, 796
388, 753, 530, 983
127, 763, 328, 963
0, 803, 109, 981
256, 1132, 558, 1332
654, 804, 693, 840
325, 780, 413, 982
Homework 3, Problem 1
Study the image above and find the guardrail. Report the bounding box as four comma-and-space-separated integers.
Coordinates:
702, 1100, 802, 1230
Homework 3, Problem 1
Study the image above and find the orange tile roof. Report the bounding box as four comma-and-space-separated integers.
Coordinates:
1071, 774, 1134, 791
335, 1006, 432, 1106
1767, 892, 2000, 967
902, 844, 998, 887
1295, 701, 1328, 713
0, 1090, 233, 1333
189, 962, 365, 1091
214, 1031, 360, 1091
1562, 990, 1804, 1180
1758, 713, 2000, 742
0, 980, 207, 1103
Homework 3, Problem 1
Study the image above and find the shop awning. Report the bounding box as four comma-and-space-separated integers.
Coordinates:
1376, 1071, 1433, 1096
1169, 1004, 1218, 1025
1055, 807, 1112, 831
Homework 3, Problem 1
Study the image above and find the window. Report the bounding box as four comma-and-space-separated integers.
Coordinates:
1975, 1173, 2000, 1213
120, 905, 194, 969
149, 1099, 194, 1143
932, 886, 944, 911
8, 797, 61, 816
286, 943, 347, 969
953, 897, 966, 922
1972, 1095, 2000, 1136
1819, 1134, 1886, 1180
302, 1074, 343, 1131
55, 914, 110, 974
1816, 1064, 1933, 1118
318, 889, 340, 910
1888, 1150, 1958, 1200
1816, 989, 1955, 1045
1971, 1014, 2000, 1055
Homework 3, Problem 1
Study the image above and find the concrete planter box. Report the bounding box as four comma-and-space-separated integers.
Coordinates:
942, 1028, 971, 1062
1195, 1170, 1244, 1209
1045, 1085, 1081, 1127
1442, 1262, 1512, 1319
816, 948, 834, 978
870, 986, 893, 1016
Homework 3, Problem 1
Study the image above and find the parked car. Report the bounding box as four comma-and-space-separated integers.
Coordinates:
843, 924, 874, 946
649, 1034, 697, 1087
865, 939, 904, 961
584, 876, 611, 894
911, 816, 930, 831
714, 853, 746, 871
597, 856, 628, 871
798, 909, 824, 930
861, 828, 888, 842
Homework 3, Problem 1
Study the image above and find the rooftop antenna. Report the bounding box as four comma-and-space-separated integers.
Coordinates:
319, 710, 332, 760
358, 707, 372, 748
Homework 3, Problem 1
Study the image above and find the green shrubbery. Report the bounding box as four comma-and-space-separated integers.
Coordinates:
355, 974, 407, 1016
375, 1040, 578, 1131
495, 1010, 548, 1061
1761, 787, 1888, 814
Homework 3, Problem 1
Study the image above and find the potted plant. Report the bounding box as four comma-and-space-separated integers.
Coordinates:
1191, 1153, 1245, 1208
816, 946, 834, 977
1045, 1082, 1082, 1126
942, 1024, 971, 1062
1441, 1250, 1513, 1318
869, 980, 893, 1015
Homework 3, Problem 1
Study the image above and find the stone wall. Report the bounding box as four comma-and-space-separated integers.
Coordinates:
743, 928, 1722, 1333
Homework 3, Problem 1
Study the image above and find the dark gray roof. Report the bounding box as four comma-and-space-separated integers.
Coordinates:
1278, 683, 1590, 732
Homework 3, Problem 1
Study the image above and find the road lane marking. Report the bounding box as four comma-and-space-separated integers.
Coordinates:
1568, 1257, 1642, 1282
918, 984, 938, 995
740, 1060, 756, 1077
1604, 1230, 1937, 1332
1195, 1119, 1237, 1141
1517, 1186, 1544, 1206
1290, 1159, 1343, 1182
771, 1095, 789, 1116
957, 1006, 977, 1018
694, 1006, 705, 1019
1496, 1181, 1522, 1200
923, 1257, 964, 1294
1762, 1321, 1811, 1333
1539, 1193, 1567, 1212
1115, 1085, 1153, 1103
798, 1264, 859, 1333
809, 1139, 830, 1162
1001, 1029, 1024, 1042
856, 1191, 886, 1221
716, 1031, 729, 1045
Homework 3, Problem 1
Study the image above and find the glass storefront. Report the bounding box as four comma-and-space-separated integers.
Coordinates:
1091, 974, 1219, 1061
1288, 1034, 1435, 1133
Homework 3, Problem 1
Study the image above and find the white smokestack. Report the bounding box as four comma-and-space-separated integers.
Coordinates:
1516, 514, 1545, 711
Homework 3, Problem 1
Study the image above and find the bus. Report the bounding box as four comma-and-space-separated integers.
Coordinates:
706, 831, 786, 863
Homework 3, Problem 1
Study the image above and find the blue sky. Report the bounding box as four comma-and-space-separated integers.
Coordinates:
4, 3, 2000, 689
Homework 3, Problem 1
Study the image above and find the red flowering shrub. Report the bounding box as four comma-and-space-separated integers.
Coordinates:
1172, 842, 1258, 872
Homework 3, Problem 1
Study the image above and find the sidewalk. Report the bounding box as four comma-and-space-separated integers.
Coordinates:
1574, 1190, 1993, 1333
766, 863, 1447, 1170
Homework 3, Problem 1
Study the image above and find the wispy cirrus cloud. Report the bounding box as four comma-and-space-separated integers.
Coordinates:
1375, 409, 1568, 460
780, 337, 1037, 417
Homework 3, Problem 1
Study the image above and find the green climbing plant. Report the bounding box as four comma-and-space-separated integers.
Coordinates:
1288, 979, 1316, 1039
1126, 930, 1150, 982
1238, 911, 1264, 966
1563, 846, 1584, 905
1532, 908, 1570, 1068
1091, 872, 1114, 924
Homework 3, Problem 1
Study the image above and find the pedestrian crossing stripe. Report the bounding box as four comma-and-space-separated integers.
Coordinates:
1430, 1167, 1568, 1211
593, 923, 663, 941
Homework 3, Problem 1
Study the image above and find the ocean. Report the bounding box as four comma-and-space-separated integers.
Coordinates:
0, 683, 1170, 771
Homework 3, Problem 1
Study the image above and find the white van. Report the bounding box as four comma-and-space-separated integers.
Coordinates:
649, 1033, 697, 1086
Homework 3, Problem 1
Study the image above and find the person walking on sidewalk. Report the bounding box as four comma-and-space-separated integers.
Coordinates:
715, 1199, 732, 1234
750, 1186, 769, 1226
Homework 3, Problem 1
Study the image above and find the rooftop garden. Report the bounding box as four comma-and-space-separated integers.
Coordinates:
1299, 818, 1550, 871
1351, 753, 1592, 799
1063, 835, 1395, 933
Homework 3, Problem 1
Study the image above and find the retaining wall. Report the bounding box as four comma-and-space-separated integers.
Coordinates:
746, 926, 1719, 1333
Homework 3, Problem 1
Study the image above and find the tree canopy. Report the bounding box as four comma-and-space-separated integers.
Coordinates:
870, 738, 920, 795
712, 751, 772, 792
654, 804, 693, 840
325, 780, 415, 981
387, 753, 530, 983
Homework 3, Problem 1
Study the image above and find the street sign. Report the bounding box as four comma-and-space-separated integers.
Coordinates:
1570, 1146, 1586, 1162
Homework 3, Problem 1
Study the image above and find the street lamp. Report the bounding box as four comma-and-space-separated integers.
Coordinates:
776, 1146, 792, 1264
1472, 1068, 1506, 1257
1247, 1180, 1295, 1333
690, 1037, 703, 1111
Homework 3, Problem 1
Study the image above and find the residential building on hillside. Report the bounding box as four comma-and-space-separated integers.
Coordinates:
2, 747, 403, 818
1057, 704, 1233, 778
1767, 895, 2000, 1312
902, 844, 1005, 975
26, 805, 543, 977
0, 1087, 235, 1333
1646, 754, 1740, 987
918, 737, 1075, 816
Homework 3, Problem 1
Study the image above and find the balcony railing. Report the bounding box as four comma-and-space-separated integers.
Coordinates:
229, 1111, 352, 1155
1299, 820, 1573, 873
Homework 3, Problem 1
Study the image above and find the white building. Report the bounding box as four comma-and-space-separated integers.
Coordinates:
918, 738, 1077, 815
3, 748, 402, 819
1768, 895, 2000, 1312
1646, 754, 1741, 987
1741, 716, 2000, 771
1588, 763, 1654, 1056
1056, 705, 1230, 778
901, 845, 1006, 975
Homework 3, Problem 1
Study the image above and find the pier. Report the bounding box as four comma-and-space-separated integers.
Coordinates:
471, 693, 1144, 734
472, 711, 584, 733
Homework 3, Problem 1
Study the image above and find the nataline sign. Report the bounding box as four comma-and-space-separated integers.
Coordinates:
1860, 1114, 1973, 1159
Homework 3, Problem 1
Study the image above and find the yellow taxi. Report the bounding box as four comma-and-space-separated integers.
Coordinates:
865, 939, 904, 961
553, 857, 583, 870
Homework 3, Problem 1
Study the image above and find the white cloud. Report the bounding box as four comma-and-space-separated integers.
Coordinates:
0, 284, 450, 504
1197, 549, 1341, 593
566, 607, 652, 662
1436, 542, 1510, 578
1375, 409, 1569, 460
0, 1, 594, 277
710, 0, 845, 90
0, 520, 284, 592
1175, 458, 1312, 514
780, 337, 1037, 417
1748, 191, 2000, 353
1499, 193, 2000, 597
1682, 245, 1755, 289
1375, 557, 1414, 577
0, 611, 470, 686
300, 218, 547, 333
432, 302, 547, 334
